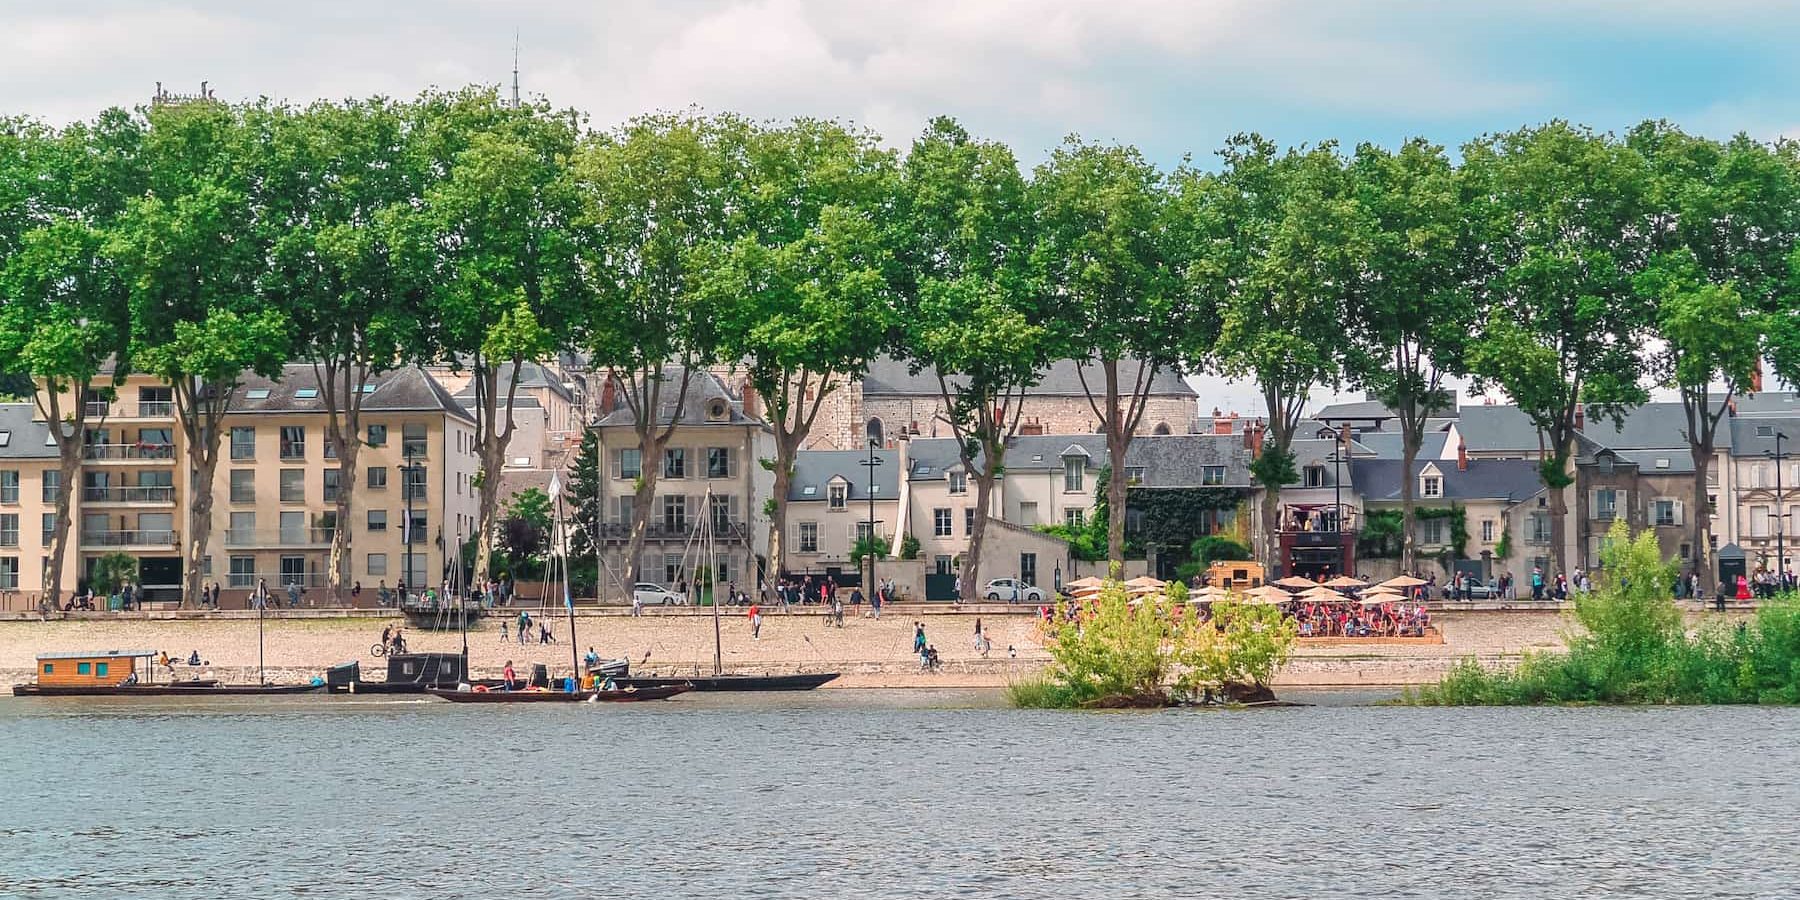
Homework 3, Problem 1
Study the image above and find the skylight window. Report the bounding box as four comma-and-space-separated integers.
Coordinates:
802, 486, 817, 496
1655, 458, 1670, 469
295, 388, 318, 399
361, 383, 378, 393
0, 431, 11, 447
246, 389, 271, 400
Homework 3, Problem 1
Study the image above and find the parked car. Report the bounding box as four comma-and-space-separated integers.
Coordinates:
632, 582, 686, 606
1459, 581, 1497, 601
982, 578, 1045, 603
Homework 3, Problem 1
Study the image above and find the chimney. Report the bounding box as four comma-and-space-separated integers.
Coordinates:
1751, 360, 1764, 393
1252, 422, 1264, 458
740, 380, 759, 419
1574, 403, 1585, 432
599, 376, 617, 414
1457, 438, 1468, 472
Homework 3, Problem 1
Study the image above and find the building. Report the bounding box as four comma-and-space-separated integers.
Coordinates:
0, 403, 72, 601
1727, 416, 1800, 576
21, 365, 480, 607
590, 369, 772, 596
1349, 451, 1546, 581
784, 448, 899, 582
1576, 402, 1728, 573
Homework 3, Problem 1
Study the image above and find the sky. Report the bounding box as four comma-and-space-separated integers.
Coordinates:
6, 0, 1798, 413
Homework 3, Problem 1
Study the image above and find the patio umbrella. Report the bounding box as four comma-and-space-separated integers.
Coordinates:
1300, 587, 1346, 602
1241, 585, 1292, 605
1274, 576, 1318, 590
1379, 575, 1427, 589
1360, 594, 1397, 607
1124, 575, 1166, 589
1323, 575, 1367, 589
1064, 576, 1103, 591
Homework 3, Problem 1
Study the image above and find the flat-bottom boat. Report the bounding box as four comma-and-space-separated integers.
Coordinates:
425, 684, 690, 703
12, 682, 323, 697
611, 673, 839, 692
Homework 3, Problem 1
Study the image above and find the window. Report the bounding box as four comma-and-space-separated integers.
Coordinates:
1654, 499, 1677, 527
280, 555, 306, 582
294, 388, 318, 400
77, 662, 91, 675
1063, 458, 1084, 492
1758, 425, 1775, 438
402, 423, 427, 457
280, 469, 305, 504
615, 449, 642, 480
615, 496, 635, 527
663, 448, 686, 479
855, 521, 873, 542
663, 495, 687, 531
1597, 454, 1614, 475
935, 555, 952, 575
406, 512, 426, 545
1019, 502, 1039, 526
1421, 518, 1446, 545
367, 466, 387, 489
279, 511, 306, 545
366, 424, 387, 447
229, 511, 256, 545
965, 508, 975, 536
1482, 519, 1495, 543
0, 431, 9, 448
41, 513, 55, 545
949, 471, 967, 494
0, 471, 17, 504
828, 483, 847, 510
1065, 508, 1085, 528
934, 508, 952, 538
367, 510, 388, 532
798, 521, 819, 553
323, 469, 341, 503
710, 495, 734, 530
231, 427, 255, 460
230, 470, 255, 504
0, 516, 15, 547
1421, 475, 1442, 499
41, 471, 59, 503
96, 662, 108, 678
1304, 466, 1326, 488
279, 426, 305, 460
402, 466, 427, 501
1528, 512, 1553, 544
367, 553, 387, 576
1594, 489, 1618, 521
664, 554, 684, 585
245, 388, 270, 400
707, 447, 732, 479
1202, 466, 1226, 486
229, 556, 255, 588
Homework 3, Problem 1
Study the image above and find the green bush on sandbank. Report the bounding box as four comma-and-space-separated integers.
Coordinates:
1407, 521, 1800, 706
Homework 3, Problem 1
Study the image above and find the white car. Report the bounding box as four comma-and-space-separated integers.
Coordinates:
983, 578, 1045, 603
632, 582, 686, 606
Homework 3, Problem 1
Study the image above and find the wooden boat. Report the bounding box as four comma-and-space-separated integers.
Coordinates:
12, 649, 321, 697
14, 682, 322, 697
326, 655, 474, 694
425, 684, 690, 703
611, 673, 839, 692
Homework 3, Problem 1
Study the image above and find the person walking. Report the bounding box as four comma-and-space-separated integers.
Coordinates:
1530, 568, 1544, 602
500, 618, 510, 642
748, 602, 762, 640
502, 660, 517, 691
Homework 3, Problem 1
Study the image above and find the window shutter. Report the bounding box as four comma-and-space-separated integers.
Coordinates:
1618, 490, 1628, 521
728, 448, 738, 478
610, 450, 621, 479
729, 495, 740, 521
1671, 500, 1684, 526
1589, 491, 1598, 517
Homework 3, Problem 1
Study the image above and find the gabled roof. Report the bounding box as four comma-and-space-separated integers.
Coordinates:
790, 449, 899, 501
1613, 449, 1696, 475
231, 365, 474, 423
1454, 404, 1543, 453
449, 360, 573, 403
1351, 458, 1545, 503
594, 368, 762, 428
1584, 401, 1725, 451
861, 356, 1194, 399
0, 403, 58, 460
1728, 417, 1800, 458
905, 434, 1111, 479
1730, 392, 1800, 417
1124, 434, 1255, 488
1348, 430, 1450, 461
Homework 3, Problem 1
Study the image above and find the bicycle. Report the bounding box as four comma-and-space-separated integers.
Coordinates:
369, 641, 408, 658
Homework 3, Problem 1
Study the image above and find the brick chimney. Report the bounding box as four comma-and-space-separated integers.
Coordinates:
599, 376, 618, 415
1457, 438, 1468, 472
1574, 403, 1585, 432
1214, 410, 1238, 435
1243, 419, 1264, 456
740, 379, 759, 419
1751, 359, 1764, 393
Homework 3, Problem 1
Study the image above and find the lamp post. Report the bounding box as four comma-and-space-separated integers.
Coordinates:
1768, 432, 1789, 585
401, 443, 418, 602
861, 437, 883, 600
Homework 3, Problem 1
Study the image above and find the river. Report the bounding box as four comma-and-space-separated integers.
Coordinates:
3, 690, 1797, 899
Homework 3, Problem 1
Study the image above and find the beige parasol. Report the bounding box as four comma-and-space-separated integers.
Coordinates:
1241, 585, 1293, 604
1300, 586, 1346, 602
1274, 576, 1319, 590
1323, 575, 1367, 589
1379, 575, 1428, 589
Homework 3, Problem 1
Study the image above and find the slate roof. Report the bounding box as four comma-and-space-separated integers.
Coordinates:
1613, 450, 1698, 476
231, 365, 474, 423
1125, 434, 1255, 488
861, 356, 1194, 399
789, 449, 900, 501
593, 368, 763, 428
1729, 392, 1800, 417
1454, 404, 1544, 453
1583, 401, 1727, 451
1728, 417, 1800, 458
903, 435, 1109, 479
1352, 430, 1450, 461
1350, 458, 1545, 503
0, 404, 57, 460
450, 360, 573, 403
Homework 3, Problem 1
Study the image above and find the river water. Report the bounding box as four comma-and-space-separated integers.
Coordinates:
3, 690, 1798, 899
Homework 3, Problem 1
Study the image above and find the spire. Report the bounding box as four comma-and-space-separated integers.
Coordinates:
511, 29, 521, 108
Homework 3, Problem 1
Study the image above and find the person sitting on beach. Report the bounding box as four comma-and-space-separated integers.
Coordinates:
187, 650, 201, 666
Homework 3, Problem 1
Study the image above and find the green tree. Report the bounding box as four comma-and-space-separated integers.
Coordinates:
1462, 122, 1652, 576
113, 98, 289, 608
256, 97, 427, 603
573, 112, 747, 592
402, 89, 582, 586
88, 552, 139, 598
700, 118, 900, 583
1629, 123, 1800, 590
1174, 598, 1298, 699
0, 110, 142, 608
901, 118, 1047, 601
1344, 139, 1471, 572
1032, 137, 1185, 569
1180, 135, 1362, 572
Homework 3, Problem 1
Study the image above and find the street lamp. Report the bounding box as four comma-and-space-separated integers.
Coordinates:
860, 436, 883, 601
1767, 432, 1789, 585
401, 443, 419, 602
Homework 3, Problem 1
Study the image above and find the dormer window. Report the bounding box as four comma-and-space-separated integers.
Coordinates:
828, 483, 847, 510
1598, 454, 1614, 475
1422, 474, 1442, 499
1063, 457, 1084, 492
1304, 465, 1326, 488
948, 471, 967, 495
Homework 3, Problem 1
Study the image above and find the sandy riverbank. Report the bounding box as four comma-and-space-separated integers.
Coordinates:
0, 605, 1643, 688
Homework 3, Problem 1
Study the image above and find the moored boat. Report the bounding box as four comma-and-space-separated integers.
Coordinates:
14, 682, 322, 697
425, 684, 690, 703
611, 673, 839, 692
11, 649, 322, 697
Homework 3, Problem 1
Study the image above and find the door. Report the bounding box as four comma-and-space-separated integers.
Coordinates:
1020, 553, 1037, 590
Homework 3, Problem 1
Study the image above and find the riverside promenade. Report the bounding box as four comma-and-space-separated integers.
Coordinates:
0, 603, 1712, 689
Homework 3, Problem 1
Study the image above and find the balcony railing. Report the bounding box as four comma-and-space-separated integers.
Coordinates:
83, 442, 176, 461
82, 529, 179, 547
0, 529, 17, 548
595, 521, 751, 543
83, 401, 109, 418
135, 401, 175, 417
82, 485, 176, 503
225, 528, 336, 548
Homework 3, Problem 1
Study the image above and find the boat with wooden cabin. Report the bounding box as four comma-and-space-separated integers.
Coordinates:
12, 650, 322, 696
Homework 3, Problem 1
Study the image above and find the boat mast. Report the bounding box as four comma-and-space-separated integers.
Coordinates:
707, 487, 722, 677
457, 535, 468, 667
553, 476, 579, 682
257, 580, 265, 685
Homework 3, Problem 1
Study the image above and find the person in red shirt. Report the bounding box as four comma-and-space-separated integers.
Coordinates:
748, 603, 762, 640
502, 660, 517, 691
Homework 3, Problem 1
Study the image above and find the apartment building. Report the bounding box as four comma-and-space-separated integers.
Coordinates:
591, 369, 773, 596
0, 404, 73, 602
784, 448, 899, 581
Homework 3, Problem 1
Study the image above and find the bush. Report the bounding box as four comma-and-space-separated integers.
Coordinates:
1407, 521, 1800, 706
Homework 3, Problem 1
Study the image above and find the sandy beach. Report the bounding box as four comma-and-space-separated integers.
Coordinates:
0, 604, 1648, 689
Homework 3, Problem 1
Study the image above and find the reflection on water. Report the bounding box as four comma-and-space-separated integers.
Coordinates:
3, 692, 1797, 899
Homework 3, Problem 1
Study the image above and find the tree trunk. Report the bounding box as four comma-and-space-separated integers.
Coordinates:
185, 467, 216, 610
1691, 442, 1713, 592
621, 433, 664, 588
767, 428, 798, 584
1104, 362, 1127, 570
1546, 446, 1571, 578
1260, 473, 1281, 577
964, 469, 996, 602
45, 445, 80, 608
329, 441, 359, 606
472, 437, 506, 588
1399, 430, 1419, 573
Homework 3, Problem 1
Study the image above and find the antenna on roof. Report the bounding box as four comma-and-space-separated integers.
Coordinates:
511, 29, 521, 108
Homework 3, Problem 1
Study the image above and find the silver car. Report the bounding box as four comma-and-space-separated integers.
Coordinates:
633, 582, 686, 606
982, 578, 1045, 603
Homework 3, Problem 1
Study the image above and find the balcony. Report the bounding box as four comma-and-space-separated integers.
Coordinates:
225, 528, 335, 548
82, 485, 176, 504
83, 401, 110, 418
595, 521, 751, 543
135, 401, 175, 418
82, 529, 179, 548
83, 442, 176, 463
